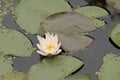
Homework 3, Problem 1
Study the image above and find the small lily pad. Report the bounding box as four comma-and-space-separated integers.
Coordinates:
64, 74, 92, 80
75, 6, 109, 18
0, 53, 13, 76
92, 18, 106, 28
0, 71, 27, 80
15, 0, 71, 34
108, 0, 120, 11
110, 23, 120, 47
28, 55, 83, 80
0, 28, 33, 57
97, 53, 120, 80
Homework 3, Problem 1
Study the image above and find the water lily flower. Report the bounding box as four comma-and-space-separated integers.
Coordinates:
36, 32, 62, 57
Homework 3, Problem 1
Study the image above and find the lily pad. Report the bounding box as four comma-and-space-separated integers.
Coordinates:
28, 55, 83, 80
0, 53, 13, 76
15, 0, 71, 34
97, 53, 120, 80
0, 71, 27, 80
56, 32, 93, 52
108, 0, 120, 11
0, 28, 33, 57
93, 18, 106, 28
74, 6, 108, 28
25, 0, 71, 13
75, 6, 109, 18
41, 12, 94, 52
41, 12, 96, 34
110, 23, 120, 47
64, 74, 92, 80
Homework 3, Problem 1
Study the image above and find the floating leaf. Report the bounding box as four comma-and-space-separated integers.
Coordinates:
15, 0, 71, 34
0, 18, 3, 27
28, 55, 83, 80
97, 53, 120, 80
108, 0, 120, 11
0, 71, 27, 80
41, 12, 94, 52
64, 74, 92, 80
56, 32, 93, 52
0, 53, 13, 76
0, 28, 33, 57
74, 6, 108, 28
25, 0, 71, 13
14, 0, 21, 6
75, 6, 109, 18
110, 23, 120, 47
92, 18, 106, 28
41, 12, 96, 34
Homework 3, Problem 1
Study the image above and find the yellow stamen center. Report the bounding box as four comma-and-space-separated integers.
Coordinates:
46, 44, 55, 51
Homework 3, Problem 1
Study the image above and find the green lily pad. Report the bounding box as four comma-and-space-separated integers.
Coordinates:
108, 0, 120, 10
97, 53, 120, 80
14, 0, 21, 6
0, 53, 13, 76
0, 18, 3, 27
110, 23, 120, 47
28, 55, 83, 80
0, 28, 33, 57
74, 6, 108, 28
15, 0, 71, 34
26, 0, 71, 13
41, 12, 94, 52
0, 71, 27, 80
64, 74, 92, 80
93, 18, 106, 28
75, 6, 109, 18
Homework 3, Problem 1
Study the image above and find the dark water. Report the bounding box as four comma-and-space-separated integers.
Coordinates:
2, 0, 120, 80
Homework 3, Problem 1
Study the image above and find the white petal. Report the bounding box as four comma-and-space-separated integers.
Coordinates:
53, 34, 58, 45
37, 35, 44, 44
37, 35, 42, 40
55, 49, 62, 55
50, 33, 54, 39
57, 42, 61, 50
40, 40, 47, 47
36, 50, 47, 56
43, 49, 52, 54
40, 47, 52, 55
36, 44, 42, 50
48, 49, 55, 55
45, 32, 51, 39
54, 34, 58, 41
51, 42, 61, 54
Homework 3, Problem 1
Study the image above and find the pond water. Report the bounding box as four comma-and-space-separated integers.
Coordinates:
2, 0, 120, 80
